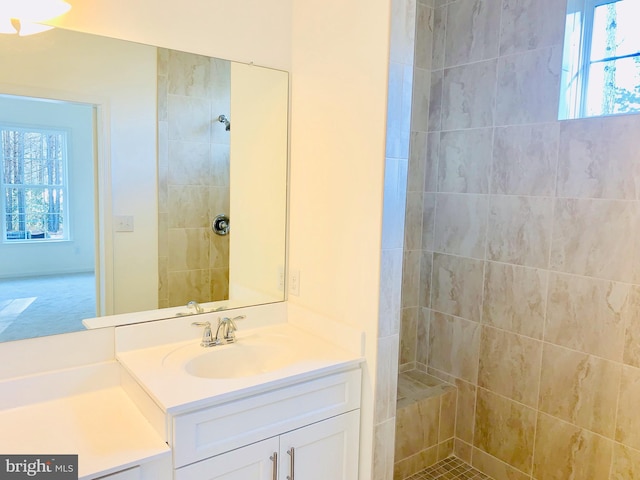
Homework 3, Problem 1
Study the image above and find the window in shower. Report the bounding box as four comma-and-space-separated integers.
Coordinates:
559, 0, 640, 119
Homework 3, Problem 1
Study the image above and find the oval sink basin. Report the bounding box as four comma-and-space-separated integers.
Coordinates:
183, 342, 296, 379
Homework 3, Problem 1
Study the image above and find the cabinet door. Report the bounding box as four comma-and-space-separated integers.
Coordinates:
279, 410, 360, 480
175, 437, 279, 480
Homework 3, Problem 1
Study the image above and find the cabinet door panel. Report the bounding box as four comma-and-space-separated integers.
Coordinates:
279, 410, 360, 480
175, 437, 279, 480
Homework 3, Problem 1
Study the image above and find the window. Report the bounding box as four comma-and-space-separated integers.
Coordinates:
1, 126, 69, 242
559, 0, 640, 119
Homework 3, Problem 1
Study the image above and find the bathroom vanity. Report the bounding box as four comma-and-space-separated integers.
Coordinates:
0, 304, 364, 480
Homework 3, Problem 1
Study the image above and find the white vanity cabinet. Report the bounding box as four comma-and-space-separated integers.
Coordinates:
170, 369, 361, 480
175, 410, 359, 480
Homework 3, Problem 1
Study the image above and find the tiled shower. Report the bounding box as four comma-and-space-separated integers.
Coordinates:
390, 0, 640, 478
157, 49, 231, 308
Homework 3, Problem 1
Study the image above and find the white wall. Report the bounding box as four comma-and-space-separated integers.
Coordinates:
0, 29, 158, 314
229, 63, 288, 303
290, 1, 392, 477
0, 96, 95, 278
48, 0, 292, 71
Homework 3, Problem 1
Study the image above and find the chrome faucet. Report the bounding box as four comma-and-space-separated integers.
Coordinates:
214, 315, 246, 344
191, 321, 216, 347
192, 315, 246, 347
187, 300, 204, 314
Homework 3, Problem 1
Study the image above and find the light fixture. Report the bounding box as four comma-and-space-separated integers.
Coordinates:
0, 0, 71, 36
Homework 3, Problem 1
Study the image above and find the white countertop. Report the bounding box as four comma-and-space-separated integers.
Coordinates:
117, 323, 363, 414
0, 385, 170, 479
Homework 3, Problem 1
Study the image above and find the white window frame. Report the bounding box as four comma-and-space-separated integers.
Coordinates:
560, 0, 640, 119
0, 124, 70, 243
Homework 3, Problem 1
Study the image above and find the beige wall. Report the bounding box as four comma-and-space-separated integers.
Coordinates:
229, 63, 288, 304
403, 0, 640, 478
290, 0, 393, 478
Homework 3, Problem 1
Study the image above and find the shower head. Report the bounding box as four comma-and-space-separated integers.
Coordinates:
217, 114, 231, 131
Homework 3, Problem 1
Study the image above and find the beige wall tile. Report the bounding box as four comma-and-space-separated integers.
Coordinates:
444, 0, 500, 68
395, 395, 440, 459
431, 253, 484, 322
491, 123, 559, 196
168, 269, 211, 306
454, 440, 472, 463
375, 335, 400, 424
495, 46, 562, 126
374, 419, 396, 480
167, 50, 213, 98
623, 286, 640, 368
209, 267, 228, 301
611, 443, 640, 480
478, 326, 542, 408
168, 185, 209, 228
550, 198, 639, 283
393, 445, 438, 480
557, 114, 640, 200
167, 94, 211, 143
380, 249, 404, 335
616, 365, 640, 450
424, 132, 439, 192
416, 308, 430, 366
421, 194, 436, 251
390, 0, 417, 65
383, 158, 409, 250
545, 272, 630, 361
454, 378, 476, 445
539, 343, 621, 438
431, 5, 446, 70
415, 3, 434, 70
400, 307, 418, 365
411, 67, 431, 134
434, 194, 489, 259
482, 261, 547, 339
408, 131, 427, 193
404, 191, 424, 251
499, 0, 566, 55
167, 228, 210, 271
419, 251, 433, 308
442, 60, 498, 130
474, 388, 536, 474
209, 233, 229, 269
428, 69, 444, 132
402, 249, 421, 308
486, 195, 553, 268
437, 439, 454, 460
533, 413, 613, 480
471, 448, 530, 480
438, 128, 492, 194
439, 388, 456, 441
428, 312, 481, 383
210, 143, 230, 187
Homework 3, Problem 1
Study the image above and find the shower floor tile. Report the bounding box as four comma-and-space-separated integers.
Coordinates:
405, 457, 492, 480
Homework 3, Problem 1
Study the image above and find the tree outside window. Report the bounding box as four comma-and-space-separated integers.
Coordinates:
560, 0, 640, 119
1, 127, 68, 242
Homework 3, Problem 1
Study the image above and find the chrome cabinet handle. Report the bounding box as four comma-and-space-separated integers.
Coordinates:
287, 447, 295, 480
269, 452, 278, 480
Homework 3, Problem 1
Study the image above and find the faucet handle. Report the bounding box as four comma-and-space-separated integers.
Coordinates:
192, 321, 215, 347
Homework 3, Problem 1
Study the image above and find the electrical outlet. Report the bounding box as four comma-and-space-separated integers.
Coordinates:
289, 269, 300, 296
277, 266, 285, 291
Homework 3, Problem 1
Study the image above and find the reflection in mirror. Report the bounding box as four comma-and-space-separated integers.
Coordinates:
0, 28, 288, 343
559, 0, 640, 119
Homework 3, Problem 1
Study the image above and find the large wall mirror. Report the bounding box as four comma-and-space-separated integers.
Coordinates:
0, 27, 288, 343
